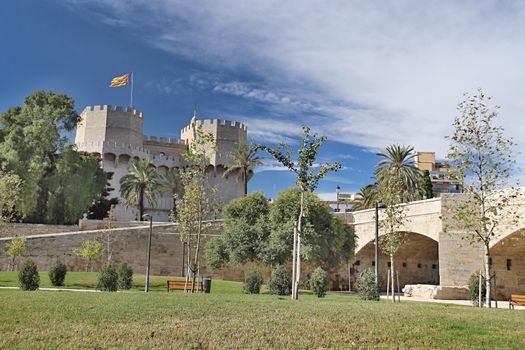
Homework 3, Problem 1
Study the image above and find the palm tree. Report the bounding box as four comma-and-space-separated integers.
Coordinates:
352, 184, 378, 211
120, 159, 161, 220
374, 144, 422, 202
223, 141, 263, 196
161, 168, 182, 220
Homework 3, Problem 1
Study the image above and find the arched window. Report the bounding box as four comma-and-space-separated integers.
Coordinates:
159, 152, 166, 160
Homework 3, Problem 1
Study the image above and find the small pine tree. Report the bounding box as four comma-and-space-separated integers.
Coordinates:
244, 269, 263, 294
118, 263, 133, 290
97, 263, 118, 292
268, 265, 291, 296
18, 259, 40, 291
422, 170, 434, 199
310, 267, 329, 298
356, 268, 379, 301
48, 259, 67, 286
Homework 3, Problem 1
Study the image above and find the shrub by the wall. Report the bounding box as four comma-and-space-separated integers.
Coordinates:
468, 271, 486, 307
18, 259, 40, 291
356, 268, 379, 301
48, 259, 67, 286
244, 269, 263, 294
268, 265, 291, 296
97, 263, 118, 292
118, 263, 133, 290
310, 267, 329, 298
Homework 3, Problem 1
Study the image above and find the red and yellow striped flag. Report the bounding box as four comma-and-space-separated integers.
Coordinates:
110, 73, 129, 87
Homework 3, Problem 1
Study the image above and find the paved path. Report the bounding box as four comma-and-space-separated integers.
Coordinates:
0, 286, 100, 292
381, 294, 525, 310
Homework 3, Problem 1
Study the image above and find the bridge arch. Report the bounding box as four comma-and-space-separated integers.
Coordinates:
352, 231, 439, 291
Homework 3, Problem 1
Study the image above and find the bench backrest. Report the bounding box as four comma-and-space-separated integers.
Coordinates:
167, 280, 203, 290
511, 294, 525, 303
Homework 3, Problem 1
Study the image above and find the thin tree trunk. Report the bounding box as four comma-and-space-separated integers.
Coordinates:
139, 187, 144, 221
293, 191, 305, 300
192, 214, 203, 293
347, 262, 352, 292
244, 170, 248, 196
184, 238, 192, 293
390, 254, 395, 303
485, 243, 491, 308
291, 223, 297, 300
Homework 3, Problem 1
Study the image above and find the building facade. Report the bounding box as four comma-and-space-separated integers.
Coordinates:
415, 152, 463, 197
75, 105, 247, 222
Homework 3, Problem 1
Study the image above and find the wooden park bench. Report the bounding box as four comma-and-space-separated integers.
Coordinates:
167, 280, 203, 293
509, 294, 525, 309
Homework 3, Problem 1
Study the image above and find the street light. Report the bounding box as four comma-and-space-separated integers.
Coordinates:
375, 201, 387, 289
336, 185, 341, 212
143, 214, 153, 293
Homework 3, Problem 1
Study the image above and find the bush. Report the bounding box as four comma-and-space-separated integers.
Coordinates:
310, 267, 329, 298
268, 265, 291, 295
468, 271, 486, 307
48, 259, 67, 286
97, 263, 118, 291
18, 259, 40, 291
118, 263, 133, 290
244, 269, 263, 294
356, 268, 379, 301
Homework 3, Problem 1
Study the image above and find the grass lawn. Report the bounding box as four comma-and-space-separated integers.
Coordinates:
1, 273, 525, 349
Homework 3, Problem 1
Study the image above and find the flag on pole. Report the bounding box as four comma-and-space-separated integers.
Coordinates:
110, 73, 129, 87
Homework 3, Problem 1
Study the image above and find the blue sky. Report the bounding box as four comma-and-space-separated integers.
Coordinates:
2, 1, 525, 199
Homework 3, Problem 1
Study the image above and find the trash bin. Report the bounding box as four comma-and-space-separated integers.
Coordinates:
203, 277, 212, 293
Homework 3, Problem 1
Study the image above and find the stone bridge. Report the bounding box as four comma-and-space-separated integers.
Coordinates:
340, 192, 525, 299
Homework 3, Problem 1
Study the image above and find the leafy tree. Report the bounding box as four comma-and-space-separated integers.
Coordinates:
356, 268, 379, 301
310, 267, 329, 297
0, 91, 78, 221
268, 264, 291, 295
0, 91, 108, 224
161, 168, 182, 219
48, 259, 67, 286
352, 184, 378, 211
378, 177, 407, 302
206, 192, 270, 267
120, 158, 161, 220
0, 169, 23, 223
118, 263, 134, 290
421, 170, 434, 199
244, 269, 263, 294
97, 262, 118, 292
223, 141, 263, 196
257, 125, 341, 300
5, 236, 27, 271
375, 144, 423, 202
176, 125, 220, 292
445, 89, 521, 308
73, 239, 103, 272
88, 171, 119, 220
45, 148, 107, 224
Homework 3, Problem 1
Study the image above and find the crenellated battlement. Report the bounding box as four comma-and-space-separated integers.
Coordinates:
82, 105, 143, 118
180, 118, 247, 134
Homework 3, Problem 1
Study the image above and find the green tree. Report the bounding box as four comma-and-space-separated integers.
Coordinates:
161, 168, 182, 219
445, 89, 521, 308
73, 239, 103, 272
88, 171, 119, 220
257, 125, 341, 300
421, 170, 434, 199
120, 158, 161, 220
223, 141, 263, 196
0, 91, 78, 221
176, 125, 220, 292
375, 144, 423, 202
378, 177, 408, 302
45, 148, 107, 224
0, 169, 23, 224
352, 184, 378, 211
5, 236, 27, 271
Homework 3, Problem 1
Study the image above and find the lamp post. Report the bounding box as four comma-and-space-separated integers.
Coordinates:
336, 185, 341, 212
143, 214, 153, 293
375, 202, 387, 288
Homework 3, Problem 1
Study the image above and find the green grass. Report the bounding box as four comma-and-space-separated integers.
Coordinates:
1, 273, 525, 349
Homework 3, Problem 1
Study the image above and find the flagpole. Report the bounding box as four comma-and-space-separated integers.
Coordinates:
130, 72, 134, 108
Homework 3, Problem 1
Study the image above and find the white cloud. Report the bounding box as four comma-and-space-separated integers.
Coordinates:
69, 0, 525, 176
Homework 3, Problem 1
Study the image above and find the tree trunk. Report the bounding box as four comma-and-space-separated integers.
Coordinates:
184, 239, 192, 293
139, 187, 144, 221
243, 169, 248, 196
291, 223, 297, 300
347, 262, 352, 292
192, 214, 203, 293
293, 191, 305, 300
390, 254, 395, 303
484, 243, 491, 308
